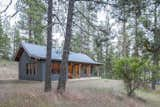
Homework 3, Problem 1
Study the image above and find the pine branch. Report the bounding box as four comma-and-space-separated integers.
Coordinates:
75, 0, 118, 7
52, 14, 65, 32
144, 39, 160, 53
75, 7, 110, 36
73, 21, 95, 36
0, 0, 12, 14
10, 10, 19, 17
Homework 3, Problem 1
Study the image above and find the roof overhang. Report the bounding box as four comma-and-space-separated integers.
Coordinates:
14, 42, 102, 65
14, 47, 24, 61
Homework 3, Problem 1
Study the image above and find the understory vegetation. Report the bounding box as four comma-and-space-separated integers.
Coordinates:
0, 0, 160, 106
0, 79, 160, 107
113, 57, 160, 96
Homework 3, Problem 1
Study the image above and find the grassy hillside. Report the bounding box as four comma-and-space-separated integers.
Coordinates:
0, 61, 160, 107
0, 79, 160, 107
0, 60, 18, 80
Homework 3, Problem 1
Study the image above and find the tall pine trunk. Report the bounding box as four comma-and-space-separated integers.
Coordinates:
57, 0, 75, 94
152, 2, 158, 90
28, 3, 32, 43
44, 0, 53, 92
28, 16, 32, 42
134, 13, 139, 57
122, 6, 128, 57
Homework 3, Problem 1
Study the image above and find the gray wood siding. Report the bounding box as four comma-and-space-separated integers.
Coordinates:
19, 51, 43, 81
19, 51, 28, 80
40, 62, 60, 81
18, 51, 92, 81
18, 52, 62, 81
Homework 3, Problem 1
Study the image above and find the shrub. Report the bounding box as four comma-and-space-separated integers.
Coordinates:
113, 57, 146, 96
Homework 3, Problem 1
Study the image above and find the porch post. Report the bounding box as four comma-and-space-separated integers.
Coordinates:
87, 64, 91, 77
68, 63, 73, 79
71, 63, 73, 78
79, 64, 81, 78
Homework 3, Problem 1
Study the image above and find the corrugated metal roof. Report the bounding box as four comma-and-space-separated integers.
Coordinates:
21, 42, 100, 64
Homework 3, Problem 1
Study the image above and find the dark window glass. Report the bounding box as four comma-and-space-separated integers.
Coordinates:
26, 63, 38, 76
26, 64, 29, 75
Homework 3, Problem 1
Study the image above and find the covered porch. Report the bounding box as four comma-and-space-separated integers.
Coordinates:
51, 61, 97, 79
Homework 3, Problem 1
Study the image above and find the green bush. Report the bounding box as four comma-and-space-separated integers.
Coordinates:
113, 57, 146, 96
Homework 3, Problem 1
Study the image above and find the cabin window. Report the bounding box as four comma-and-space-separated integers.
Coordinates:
26, 63, 38, 75
52, 62, 60, 74
82, 65, 87, 74
30, 64, 32, 75
26, 64, 29, 75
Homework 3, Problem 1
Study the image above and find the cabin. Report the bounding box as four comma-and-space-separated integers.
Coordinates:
14, 42, 101, 81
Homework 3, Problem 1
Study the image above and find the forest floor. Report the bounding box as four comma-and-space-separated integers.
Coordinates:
0, 60, 160, 107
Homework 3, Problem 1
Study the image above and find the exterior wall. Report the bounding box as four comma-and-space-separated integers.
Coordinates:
19, 51, 28, 80
40, 61, 61, 81
41, 62, 95, 80
19, 51, 43, 81
19, 52, 96, 81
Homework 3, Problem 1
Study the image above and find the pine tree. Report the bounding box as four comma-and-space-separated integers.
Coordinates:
0, 18, 4, 58
13, 28, 21, 55
112, 0, 131, 57
17, 0, 46, 44
0, 17, 11, 59
142, 0, 160, 90
44, 0, 53, 92
129, 0, 145, 57
57, 0, 75, 94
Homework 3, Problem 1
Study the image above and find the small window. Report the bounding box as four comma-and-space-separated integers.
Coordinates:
32, 64, 35, 75
30, 64, 32, 75
26, 63, 38, 75
26, 64, 29, 75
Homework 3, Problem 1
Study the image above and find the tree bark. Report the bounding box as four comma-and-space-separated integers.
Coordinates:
28, 16, 32, 42
134, 13, 139, 57
152, 52, 158, 90
122, 6, 128, 57
57, 0, 75, 94
44, 0, 53, 92
28, 3, 32, 43
152, 2, 158, 90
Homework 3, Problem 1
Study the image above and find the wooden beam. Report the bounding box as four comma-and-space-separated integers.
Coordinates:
76, 64, 79, 78
68, 63, 73, 79
88, 64, 91, 77
86, 64, 91, 77
79, 64, 81, 78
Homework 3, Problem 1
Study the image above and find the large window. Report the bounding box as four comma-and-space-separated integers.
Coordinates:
52, 62, 60, 74
81, 65, 87, 74
26, 63, 38, 75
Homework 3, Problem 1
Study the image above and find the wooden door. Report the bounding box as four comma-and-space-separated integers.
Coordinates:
68, 63, 73, 79
72, 64, 79, 78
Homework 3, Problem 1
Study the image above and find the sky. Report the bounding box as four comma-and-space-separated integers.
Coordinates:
0, 0, 118, 47
0, 0, 107, 26
0, 0, 18, 26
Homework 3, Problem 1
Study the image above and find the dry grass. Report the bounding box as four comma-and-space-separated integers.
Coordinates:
0, 60, 18, 80
0, 79, 160, 107
0, 61, 160, 107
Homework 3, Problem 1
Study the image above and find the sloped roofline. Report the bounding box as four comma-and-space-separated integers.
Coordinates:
14, 42, 102, 65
